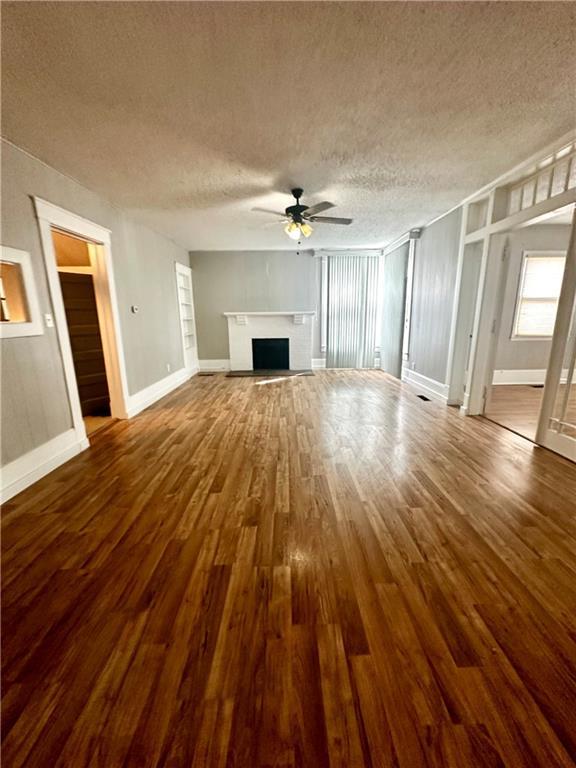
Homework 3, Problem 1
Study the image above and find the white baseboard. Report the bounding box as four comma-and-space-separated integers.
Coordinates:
126, 366, 197, 418
0, 428, 89, 503
199, 359, 230, 372
401, 367, 449, 403
492, 368, 569, 385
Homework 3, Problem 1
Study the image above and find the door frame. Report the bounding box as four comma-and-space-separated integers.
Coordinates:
462, 189, 576, 416
445, 240, 484, 407
535, 208, 576, 460
35, 197, 129, 444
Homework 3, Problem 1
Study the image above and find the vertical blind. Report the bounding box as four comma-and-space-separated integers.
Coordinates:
326, 254, 380, 368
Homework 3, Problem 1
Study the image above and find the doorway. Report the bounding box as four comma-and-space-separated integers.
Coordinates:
52, 230, 113, 436
482, 207, 573, 444
35, 197, 129, 445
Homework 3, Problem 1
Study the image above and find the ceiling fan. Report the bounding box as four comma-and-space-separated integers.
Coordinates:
252, 188, 353, 240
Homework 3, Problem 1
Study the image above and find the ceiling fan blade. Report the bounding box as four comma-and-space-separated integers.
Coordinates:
309, 216, 353, 225
302, 201, 335, 217
252, 207, 286, 216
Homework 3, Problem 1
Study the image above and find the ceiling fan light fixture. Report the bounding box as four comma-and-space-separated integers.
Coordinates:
284, 220, 313, 240
256, 189, 348, 238
285, 221, 301, 240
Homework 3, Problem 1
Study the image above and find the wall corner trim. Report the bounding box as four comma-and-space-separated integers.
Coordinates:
0, 429, 89, 503
401, 367, 449, 403
125, 366, 197, 418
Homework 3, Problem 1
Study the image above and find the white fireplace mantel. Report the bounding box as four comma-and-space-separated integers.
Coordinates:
223, 311, 315, 326
224, 311, 316, 370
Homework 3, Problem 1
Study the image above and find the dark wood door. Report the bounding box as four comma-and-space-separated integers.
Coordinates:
59, 272, 111, 417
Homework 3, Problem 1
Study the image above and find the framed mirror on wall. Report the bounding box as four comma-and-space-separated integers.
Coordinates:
0, 246, 44, 338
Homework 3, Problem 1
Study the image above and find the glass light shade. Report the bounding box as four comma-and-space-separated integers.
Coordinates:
285, 221, 301, 240
284, 220, 313, 240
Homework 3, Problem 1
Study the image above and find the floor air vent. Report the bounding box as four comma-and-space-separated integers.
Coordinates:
417, 394, 431, 401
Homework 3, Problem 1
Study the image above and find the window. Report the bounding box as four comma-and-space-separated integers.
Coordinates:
0, 246, 44, 338
0, 262, 29, 323
512, 251, 566, 338
325, 253, 380, 368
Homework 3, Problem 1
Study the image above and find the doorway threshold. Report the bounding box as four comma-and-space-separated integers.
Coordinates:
84, 415, 116, 438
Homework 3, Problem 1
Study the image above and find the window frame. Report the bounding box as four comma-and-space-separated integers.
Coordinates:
511, 249, 567, 340
0, 246, 44, 338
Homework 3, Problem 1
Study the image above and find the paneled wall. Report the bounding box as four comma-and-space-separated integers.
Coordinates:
1, 141, 189, 466
188, 250, 321, 361
380, 242, 409, 378
494, 224, 571, 371
408, 208, 462, 383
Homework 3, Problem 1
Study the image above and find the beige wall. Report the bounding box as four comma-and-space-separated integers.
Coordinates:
188, 250, 321, 361
1, 141, 189, 466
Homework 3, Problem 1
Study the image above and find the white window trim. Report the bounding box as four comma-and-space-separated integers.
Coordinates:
511, 249, 566, 340
0, 246, 44, 338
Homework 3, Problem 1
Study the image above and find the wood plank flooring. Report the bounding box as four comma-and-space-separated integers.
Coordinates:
485, 383, 576, 441
2, 370, 576, 767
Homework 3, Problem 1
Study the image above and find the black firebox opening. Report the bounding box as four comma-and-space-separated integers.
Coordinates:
252, 338, 290, 370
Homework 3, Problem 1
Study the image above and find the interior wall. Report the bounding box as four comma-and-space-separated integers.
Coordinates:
188, 250, 321, 361
407, 207, 462, 383
494, 224, 571, 371
380, 242, 409, 378
115, 217, 188, 390
1, 141, 190, 466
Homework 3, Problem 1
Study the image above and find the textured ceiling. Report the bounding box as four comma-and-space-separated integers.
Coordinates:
2, 2, 575, 250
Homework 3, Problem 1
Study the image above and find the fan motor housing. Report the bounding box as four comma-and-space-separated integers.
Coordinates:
285, 204, 307, 222
286, 188, 308, 221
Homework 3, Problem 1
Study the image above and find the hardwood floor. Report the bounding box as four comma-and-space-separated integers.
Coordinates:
2, 370, 576, 767
84, 414, 115, 437
485, 383, 576, 441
